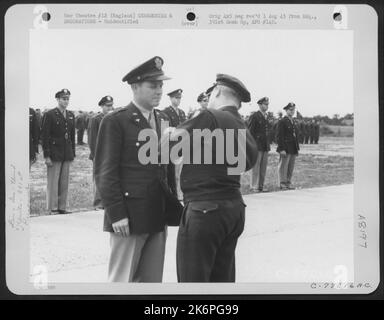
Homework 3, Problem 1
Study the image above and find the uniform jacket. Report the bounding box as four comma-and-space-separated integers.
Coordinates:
175, 105, 258, 202
94, 102, 182, 234
308, 123, 316, 137
162, 106, 186, 127
314, 123, 320, 137
88, 112, 104, 161
41, 107, 76, 161
298, 121, 305, 136
247, 110, 271, 152
75, 114, 87, 130
276, 116, 300, 155
29, 108, 39, 161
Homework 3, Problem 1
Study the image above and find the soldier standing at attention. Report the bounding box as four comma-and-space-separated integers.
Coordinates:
29, 108, 39, 168
88, 95, 114, 209
309, 120, 315, 144
188, 92, 209, 119
40, 89, 76, 214
75, 111, 87, 145
162, 89, 186, 126
248, 97, 271, 192
298, 119, 305, 144
162, 89, 186, 199
276, 102, 300, 190
35, 108, 43, 144
167, 74, 258, 282
314, 120, 320, 144
94, 56, 181, 283
198, 92, 209, 108
303, 120, 310, 144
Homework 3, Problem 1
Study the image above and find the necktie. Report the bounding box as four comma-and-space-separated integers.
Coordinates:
148, 111, 156, 131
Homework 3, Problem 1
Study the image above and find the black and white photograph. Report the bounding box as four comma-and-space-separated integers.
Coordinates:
3, 4, 380, 296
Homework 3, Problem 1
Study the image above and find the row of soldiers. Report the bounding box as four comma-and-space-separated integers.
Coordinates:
296, 119, 320, 144
29, 88, 321, 212
248, 115, 320, 145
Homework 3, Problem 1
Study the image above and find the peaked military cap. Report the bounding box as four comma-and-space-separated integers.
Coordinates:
283, 102, 296, 110
98, 95, 114, 106
55, 88, 71, 99
257, 97, 269, 105
122, 56, 171, 84
216, 74, 251, 103
167, 89, 183, 98
197, 92, 208, 102
205, 83, 216, 97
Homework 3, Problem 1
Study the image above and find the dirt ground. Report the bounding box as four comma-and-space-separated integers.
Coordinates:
30, 135, 354, 216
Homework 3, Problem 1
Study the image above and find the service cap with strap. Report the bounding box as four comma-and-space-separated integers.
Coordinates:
122, 56, 171, 84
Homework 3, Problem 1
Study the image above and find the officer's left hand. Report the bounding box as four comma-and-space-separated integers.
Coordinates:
45, 157, 53, 167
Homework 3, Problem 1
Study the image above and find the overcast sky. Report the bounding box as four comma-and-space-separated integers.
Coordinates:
30, 29, 353, 117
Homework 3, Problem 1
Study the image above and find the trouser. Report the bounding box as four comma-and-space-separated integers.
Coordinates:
250, 151, 269, 190
168, 162, 183, 200
77, 129, 85, 144
278, 153, 296, 186
108, 230, 167, 282
175, 162, 183, 200
92, 160, 102, 207
177, 198, 245, 282
310, 136, 314, 144
46, 161, 71, 211
304, 136, 309, 144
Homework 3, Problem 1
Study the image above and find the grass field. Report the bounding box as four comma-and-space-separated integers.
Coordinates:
30, 135, 354, 216
321, 125, 354, 137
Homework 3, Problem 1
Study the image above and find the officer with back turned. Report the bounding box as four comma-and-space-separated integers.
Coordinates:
164, 74, 258, 282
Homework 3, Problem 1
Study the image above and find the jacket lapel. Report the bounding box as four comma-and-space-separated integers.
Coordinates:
126, 102, 152, 131
55, 107, 67, 124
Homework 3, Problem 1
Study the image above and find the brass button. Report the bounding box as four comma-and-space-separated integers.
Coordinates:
125, 192, 129, 196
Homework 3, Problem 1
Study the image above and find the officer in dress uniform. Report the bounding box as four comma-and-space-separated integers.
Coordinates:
40, 89, 76, 214
161, 89, 186, 200
248, 97, 271, 192
205, 83, 216, 98
314, 120, 320, 144
29, 108, 40, 168
309, 119, 315, 144
187, 92, 209, 120
303, 120, 310, 144
197, 92, 209, 108
34, 108, 43, 144
94, 56, 182, 282
276, 102, 300, 190
88, 95, 114, 209
165, 74, 258, 282
162, 89, 186, 126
